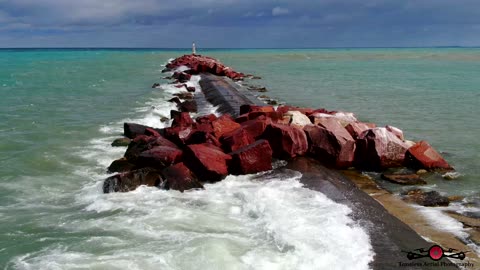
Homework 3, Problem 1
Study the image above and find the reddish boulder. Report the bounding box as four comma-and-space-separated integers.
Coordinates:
108, 157, 135, 173
262, 123, 308, 159
161, 162, 203, 192
171, 111, 194, 127
354, 127, 409, 171
172, 72, 191, 83
212, 115, 241, 139
221, 127, 255, 152
304, 122, 356, 169
405, 141, 453, 171
240, 118, 272, 139
239, 105, 275, 115
186, 86, 196, 92
103, 168, 162, 193
229, 140, 273, 175
276, 106, 314, 115
385, 125, 405, 141
164, 126, 195, 145
196, 114, 217, 124
345, 122, 377, 139
183, 143, 232, 182
168, 97, 181, 104
145, 127, 161, 137
124, 135, 178, 162
137, 146, 183, 169
179, 100, 198, 113
123, 123, 163, 139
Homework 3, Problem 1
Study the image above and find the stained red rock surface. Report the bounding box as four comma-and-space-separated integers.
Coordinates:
345, 122, 376, 139
161, 162, 203, 192
171, 111, 194, 127
212, 115, 241, 139
137, 146, 183, 169
262, 123, 308, 159
165, 54, 245, 80
229, 140, 273, 175
123, 123, 163, 139
221, 127, 255, 152
239, 105, 275, 115
304, 122, 356, 169
405, 141, 453, 171
355, 127, 409, 171
240, 118, 272, 139
183, 143, 232, 182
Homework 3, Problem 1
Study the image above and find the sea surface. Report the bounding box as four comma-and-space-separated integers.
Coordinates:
0, 48, 479, 269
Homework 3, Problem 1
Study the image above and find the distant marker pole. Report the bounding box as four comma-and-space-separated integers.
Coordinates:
192, 42, 196, 55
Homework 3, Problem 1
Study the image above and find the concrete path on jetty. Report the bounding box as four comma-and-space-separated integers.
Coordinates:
198, 74, 460, 270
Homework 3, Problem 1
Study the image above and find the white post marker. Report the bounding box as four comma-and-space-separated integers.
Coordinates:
192, 42, 196, 55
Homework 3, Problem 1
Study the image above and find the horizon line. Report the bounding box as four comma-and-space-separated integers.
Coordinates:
0, 46, 478, 50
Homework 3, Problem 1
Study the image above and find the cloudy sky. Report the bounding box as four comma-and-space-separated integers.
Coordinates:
1, 0, 480, 48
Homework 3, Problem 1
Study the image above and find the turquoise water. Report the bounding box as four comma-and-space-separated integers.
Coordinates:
0, 48, 479, 268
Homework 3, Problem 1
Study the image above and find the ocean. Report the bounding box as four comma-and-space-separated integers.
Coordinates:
0, 48, 478, 269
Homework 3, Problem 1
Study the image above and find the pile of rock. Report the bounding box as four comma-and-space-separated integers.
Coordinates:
163, 54, 245, 80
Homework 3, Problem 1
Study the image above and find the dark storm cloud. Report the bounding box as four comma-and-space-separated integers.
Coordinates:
1, 0, 480, 47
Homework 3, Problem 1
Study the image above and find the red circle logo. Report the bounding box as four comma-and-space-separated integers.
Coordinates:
429, 245, 444, 261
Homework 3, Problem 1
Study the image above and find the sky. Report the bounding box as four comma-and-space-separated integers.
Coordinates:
1, 0, 480, 48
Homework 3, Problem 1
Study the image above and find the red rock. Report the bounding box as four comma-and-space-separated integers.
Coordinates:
240, 118, 272, 139
196, 114, 217, 124
262, 123, 308, 159
103, 168, 162, 193
304, 122, 356, 168
310, 112, 357, 127
175, 84, 187, 89
235, 113, 250, 123
212, 115, 241, 138
168, 97, 181, 104
354, 127, 409, 171
183, 143, 232, 182
164, 126, 195, 145
171, 111, 194, 127
229, 140, 273, 175
124, 135, 178, 162
145, 127, 161, 137
405, 141, 453, 171
137, 146, 183, 169
276, 106, 314, 115
186, 86, 196, 92
123, 123, 163, 139
178, 100, 198, 113
345, 122, 376, 139
221, 127, 255, 152
240, 105, 275, 115
385, 125, 405, 141
161, 162, 203, 192
172, 72, 191, 83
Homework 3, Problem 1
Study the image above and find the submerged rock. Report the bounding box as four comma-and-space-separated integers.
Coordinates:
403, 189, 450, 207
229, 140, 273, 175
103, 168, 163, 193
111, 137, 131, 147
405, 141, 454, 171
161, 162, 203, 192
381, 174, 427, 185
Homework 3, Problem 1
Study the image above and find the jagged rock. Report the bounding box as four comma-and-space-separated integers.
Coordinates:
240, 118, 272, 139
172, 72, 192, 83
183, 143, 232, 182
354, 127, 409, 171
108, 157, 135, 173
111, 138, 131, 147
212, 115, 241, 139
196, 114, 217, 124
381, 174, 427, 185
229, 140, 273, 175
304, 122, 356, 169
168, 97, 181, 104
137, 146, 183, 169
262, 123, 308, 159
276, 106, 314, 115
385, 125, 405, 141
103, 168, 163, 193
152, 83, 160, 88
179, 100, 198, 113
310, 112, 357, 127
239, 105, 275, 115
173, 92, 194, 100
403, 189, 450, 207
124, 135, 178, 162
164, 126, 195, 145
283, 111, 312, 128
161, 162, 203, 192
345, 122, 376, 139
171, 111, 194, 127
123, 123, 163, 139
221, 127, 255, 152
144, 127, 161, 137
405, 141, 454, 171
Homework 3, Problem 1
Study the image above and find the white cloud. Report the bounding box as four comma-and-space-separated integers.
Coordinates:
272, 6, 289, 16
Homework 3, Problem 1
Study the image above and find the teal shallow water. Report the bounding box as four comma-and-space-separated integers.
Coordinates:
0, 48, 478, 268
